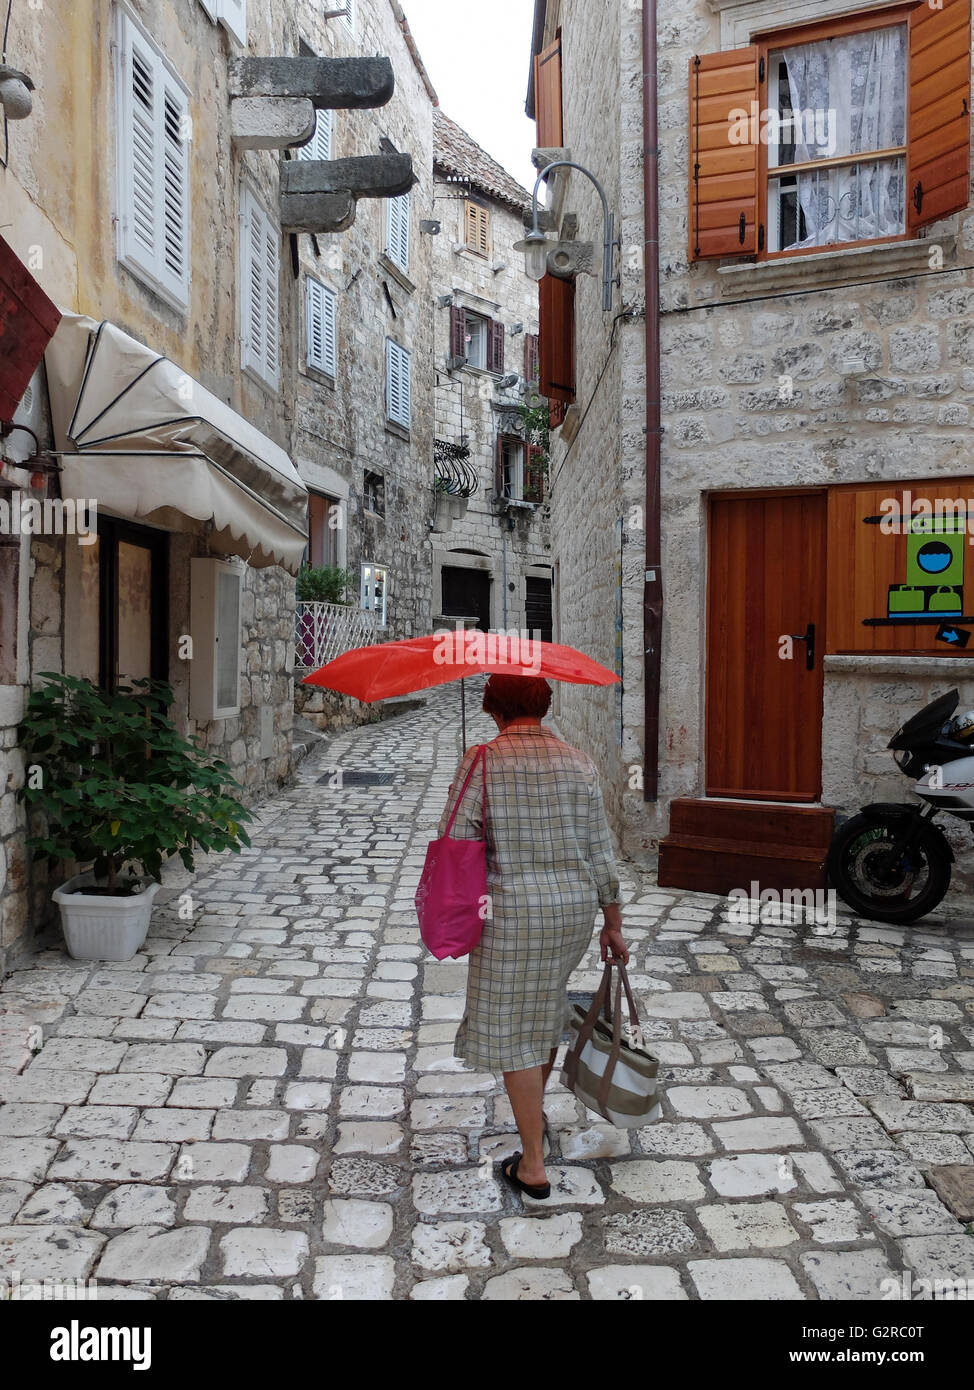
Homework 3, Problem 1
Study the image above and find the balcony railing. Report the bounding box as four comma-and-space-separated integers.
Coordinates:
295, 601, 378, 670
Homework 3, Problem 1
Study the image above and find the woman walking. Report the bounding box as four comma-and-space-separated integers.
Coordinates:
435, 673, 627, 1200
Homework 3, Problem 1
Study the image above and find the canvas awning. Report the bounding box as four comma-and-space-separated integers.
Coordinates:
44, 314, 309, 574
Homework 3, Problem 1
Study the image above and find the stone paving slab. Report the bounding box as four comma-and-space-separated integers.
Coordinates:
1, 688, 974, 1300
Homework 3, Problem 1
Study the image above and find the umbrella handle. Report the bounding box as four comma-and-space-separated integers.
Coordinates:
461, 676, 467, 749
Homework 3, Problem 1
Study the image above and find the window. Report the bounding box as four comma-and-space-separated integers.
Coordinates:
385, 193, 410, 273
306, 276, 337, 376
689, 1, 972, 262
386, 340, 411, 429
240, 185, 280, 388
308, 492, 341, 568
765, 26, 907, 254
361, 562, 388, 627
190, 558, 242, 720
465, 200, 490, 257
98, 517, 169, 692
115, 11, 191, 309
364, 470, 385, 516
496, 436, 545, 504
449, 306, 505, 373
298, 108, 333, 162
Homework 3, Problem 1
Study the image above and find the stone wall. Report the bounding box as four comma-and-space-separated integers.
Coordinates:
430, 173, 550, 635
292, 1, 436, 646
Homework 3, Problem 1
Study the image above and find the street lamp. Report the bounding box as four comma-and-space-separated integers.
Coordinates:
515, 160, 620, 312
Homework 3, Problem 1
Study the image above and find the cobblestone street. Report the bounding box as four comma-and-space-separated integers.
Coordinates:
1, 690, 974, 1301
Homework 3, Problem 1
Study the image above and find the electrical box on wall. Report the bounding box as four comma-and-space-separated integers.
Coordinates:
190, 557, 243, 721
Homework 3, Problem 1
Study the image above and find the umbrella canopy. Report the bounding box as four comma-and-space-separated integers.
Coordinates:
302, 631, 620, 704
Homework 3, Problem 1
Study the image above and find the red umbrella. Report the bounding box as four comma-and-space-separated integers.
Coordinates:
303, 631, 619, 742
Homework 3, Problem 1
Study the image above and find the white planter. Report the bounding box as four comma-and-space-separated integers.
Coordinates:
52, 872, 161, 962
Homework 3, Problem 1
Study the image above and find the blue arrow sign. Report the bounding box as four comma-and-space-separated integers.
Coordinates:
936, 623, 971, 648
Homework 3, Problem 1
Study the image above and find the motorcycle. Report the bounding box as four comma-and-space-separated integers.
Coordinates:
826, 688, 974, 924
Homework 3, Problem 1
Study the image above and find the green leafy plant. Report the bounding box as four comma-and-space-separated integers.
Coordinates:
18, 673, 253, 894
296, 564, 353, 604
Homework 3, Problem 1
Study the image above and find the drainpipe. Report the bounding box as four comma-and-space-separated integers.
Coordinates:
642, 0, 662, 803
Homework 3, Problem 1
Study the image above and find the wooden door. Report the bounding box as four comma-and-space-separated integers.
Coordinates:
706, 492, 827, 801
441, 567, 491, 632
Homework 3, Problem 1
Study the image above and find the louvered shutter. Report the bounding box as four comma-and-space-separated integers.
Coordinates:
306, 278, 336, 375
549, 399, 566, 428
217, 0, 247, 46
494, 435, 505, 496
487, 319, 505, 374
160, 79, 190, 301
524, 333, 540, 382
341, 0, 355, 34
241, 189, 279, 387
465, 202, 489, 256
688, 46, 759, 261
539, 274, 575, 403
117, 15, 190, 307
385, 193, 410, 272
534, 33, 563, 147
907, 0, 972, 231
299, 108, 333, 162
450, 305, 466, 362
386, 341, 410, 428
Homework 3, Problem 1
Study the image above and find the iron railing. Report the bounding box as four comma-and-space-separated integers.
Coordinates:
295, 601, 378, 669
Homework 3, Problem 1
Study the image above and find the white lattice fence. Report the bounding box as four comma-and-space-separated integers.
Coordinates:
295, 602, 378, 669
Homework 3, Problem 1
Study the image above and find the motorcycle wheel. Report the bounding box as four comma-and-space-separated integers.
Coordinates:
826, 812, 952, 924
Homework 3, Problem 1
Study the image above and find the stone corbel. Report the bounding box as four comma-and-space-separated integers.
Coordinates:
231, 97, 317, 151
544, 241, 595, 280
280, 153, 414, 234
531, 147, 572, 225
230, 56, 395, 109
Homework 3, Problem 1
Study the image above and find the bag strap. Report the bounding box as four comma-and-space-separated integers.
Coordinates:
443, 745, 488, 842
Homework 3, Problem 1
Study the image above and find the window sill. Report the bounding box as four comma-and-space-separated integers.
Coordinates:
302, 364, 337, 389
379, 254, 415, 294
718, 234, 957, 301
385, 420, 410, 442
825, 654, 974, 677
242, 363, 280, 396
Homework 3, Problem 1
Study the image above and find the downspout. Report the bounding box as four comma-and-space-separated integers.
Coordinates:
642, 0, 662, 802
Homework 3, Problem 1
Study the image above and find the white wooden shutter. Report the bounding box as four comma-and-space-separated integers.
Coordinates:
385, 193, 410, 273
386, 341, 411, 428
117, 13, 190, 309
240, 186, 280, 387
217, 0, 247, 45
298, 108, 333, 161
198, 0, 218, 20
306, 277, 337, 375
342, 0, 355, 34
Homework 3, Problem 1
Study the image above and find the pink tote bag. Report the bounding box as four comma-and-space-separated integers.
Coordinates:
415, 745, 489, 961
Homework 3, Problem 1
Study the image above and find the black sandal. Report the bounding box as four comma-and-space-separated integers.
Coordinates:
500, 1151, 551, 1200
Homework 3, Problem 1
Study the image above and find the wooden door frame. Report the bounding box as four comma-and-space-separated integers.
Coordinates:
98, 515, 170, 692
705, 487, 828, 802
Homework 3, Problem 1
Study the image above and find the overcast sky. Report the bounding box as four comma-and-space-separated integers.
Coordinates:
401, 0, 539, 196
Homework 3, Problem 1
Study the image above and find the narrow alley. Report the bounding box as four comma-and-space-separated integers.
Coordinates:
2, 690, 973, 1301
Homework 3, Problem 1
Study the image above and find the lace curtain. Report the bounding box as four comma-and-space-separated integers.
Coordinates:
780, 25, 907, 249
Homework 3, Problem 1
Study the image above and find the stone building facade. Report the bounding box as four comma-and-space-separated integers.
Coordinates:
430, 110, 551, 641
528, 0, 974, 898
292, 0, 437, 648
0, 0, 415, 970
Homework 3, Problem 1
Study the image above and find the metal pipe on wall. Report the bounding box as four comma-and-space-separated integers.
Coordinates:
642, 0, 663, 803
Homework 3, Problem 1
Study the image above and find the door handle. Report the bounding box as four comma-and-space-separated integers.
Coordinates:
788, 623, 815, 671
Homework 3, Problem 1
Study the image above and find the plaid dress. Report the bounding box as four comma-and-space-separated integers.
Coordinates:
436, 724, 620, 1073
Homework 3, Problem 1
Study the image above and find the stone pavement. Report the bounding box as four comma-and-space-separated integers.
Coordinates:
1, 687, 974, 1300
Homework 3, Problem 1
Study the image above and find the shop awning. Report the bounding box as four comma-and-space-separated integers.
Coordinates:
44, 314, 309, 574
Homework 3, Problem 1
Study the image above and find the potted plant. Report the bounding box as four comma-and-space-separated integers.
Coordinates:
18, 673, 253, 961
295, 565, 354, 667
432, 477, 454, 532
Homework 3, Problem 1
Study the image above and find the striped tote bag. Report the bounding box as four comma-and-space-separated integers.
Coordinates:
561, 962, 661, 1129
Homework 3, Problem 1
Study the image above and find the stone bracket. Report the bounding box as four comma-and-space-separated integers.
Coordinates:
230, 97, 317, 150
545, 241, 595, 279
280, 154, 415, 234
230, 56, 395, 110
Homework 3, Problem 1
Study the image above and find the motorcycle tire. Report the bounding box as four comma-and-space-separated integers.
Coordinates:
826, 812, 952, 924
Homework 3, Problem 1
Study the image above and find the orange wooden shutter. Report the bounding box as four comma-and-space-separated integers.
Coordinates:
534, 33, 563, 147
907, 0, 972, 231
688, 46, 760, 261
539, 274, 575, 403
